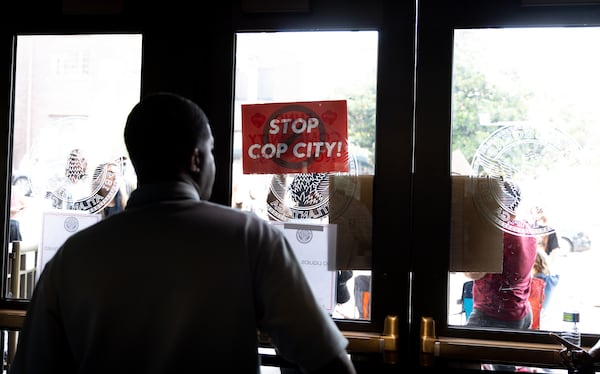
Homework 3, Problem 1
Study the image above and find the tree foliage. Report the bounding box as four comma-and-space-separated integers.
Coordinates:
347, 84, 377, 164
452, 64, 531, 166
341, 39, 532, 170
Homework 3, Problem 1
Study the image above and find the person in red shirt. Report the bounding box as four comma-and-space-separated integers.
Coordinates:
465, 181, 538, 329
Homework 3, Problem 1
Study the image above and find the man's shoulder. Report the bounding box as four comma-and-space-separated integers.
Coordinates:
199, 201, 265, 221
194, 202, 283, 232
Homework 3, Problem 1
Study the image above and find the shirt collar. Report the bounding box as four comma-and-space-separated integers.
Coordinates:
126, 181, 200, 208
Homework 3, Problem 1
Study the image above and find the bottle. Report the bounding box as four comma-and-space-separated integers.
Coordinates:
560, 311, 581, 347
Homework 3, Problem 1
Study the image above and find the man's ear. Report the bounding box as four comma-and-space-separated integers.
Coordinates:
189, 148, 202, 173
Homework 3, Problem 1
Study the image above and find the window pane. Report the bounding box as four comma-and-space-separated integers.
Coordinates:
233, 31, 377, 320
449, 27, 600, 334
8, 34, 142, 299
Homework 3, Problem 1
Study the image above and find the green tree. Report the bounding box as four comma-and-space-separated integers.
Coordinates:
452, 64, 531, 166
347, 84, 377, 164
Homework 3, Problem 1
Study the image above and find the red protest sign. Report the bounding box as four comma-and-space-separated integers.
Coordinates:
241, 100, 348, 174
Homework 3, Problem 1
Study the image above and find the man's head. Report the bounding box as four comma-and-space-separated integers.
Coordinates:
124, 92, 215, 200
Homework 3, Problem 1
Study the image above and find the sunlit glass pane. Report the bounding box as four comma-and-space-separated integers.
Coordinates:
449, 27, 600, 335
8, 34, 142, 299
233, 31, 377, 320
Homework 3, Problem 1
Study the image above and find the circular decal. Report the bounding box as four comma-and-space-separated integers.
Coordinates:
64, 216, 79, 232
266, 150, 365, 221
296, 229, 313, 244
47, 150, 125, 214
470, 123, 585, 236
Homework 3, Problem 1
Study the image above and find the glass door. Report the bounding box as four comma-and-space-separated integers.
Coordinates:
448, 27, 600, 334
232, 31, 378, 320
8, 34, 142, 300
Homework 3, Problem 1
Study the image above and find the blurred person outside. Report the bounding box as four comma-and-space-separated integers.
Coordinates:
115, 155, 137, 195
465, 181, 538, 330
532, 248, 560, 327
9, 186, 27, 243
10, 92, 356, 374
530, 206, 561, 261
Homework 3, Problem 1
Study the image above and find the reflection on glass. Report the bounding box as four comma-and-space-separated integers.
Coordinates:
233, 31, 377, 320
8, 34, 142, 299
449, 27, 600, 334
